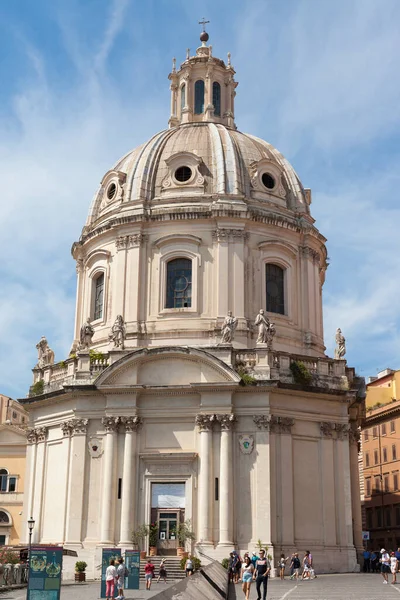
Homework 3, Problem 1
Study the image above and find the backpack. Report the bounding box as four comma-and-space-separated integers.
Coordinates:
124, 566, 129, 577
293, 557, 300, 568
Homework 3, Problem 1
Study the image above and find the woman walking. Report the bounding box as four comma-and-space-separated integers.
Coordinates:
302, 551, 311, 580
279, 554, 288, 580
390, 552, 398, 584
157, 558, 167, 583
105, 559, 117, 600
144, 559, 155, 591
185, 556, 194, 576
240, 555, 254, 599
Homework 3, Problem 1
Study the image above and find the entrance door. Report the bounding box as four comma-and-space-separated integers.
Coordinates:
157, 509, 181, 552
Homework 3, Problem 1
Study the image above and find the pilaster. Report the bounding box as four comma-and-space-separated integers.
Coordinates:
196, 414, 217, 544
64, 419, 89, 545
119, 417, 142, 546
100, 417, 120, 544
217, 414, 236, 547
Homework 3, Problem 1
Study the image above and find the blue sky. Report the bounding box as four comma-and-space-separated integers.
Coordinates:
1, 0, 400, 398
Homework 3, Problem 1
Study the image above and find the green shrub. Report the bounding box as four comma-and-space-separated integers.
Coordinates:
31, 380, 44, 396
290, 361, 313, 386
180, 556, 201, 571
237, 369, 257, 386
221, 558, 229, 570
89, 349, 105, 362
75, 561, 87, 572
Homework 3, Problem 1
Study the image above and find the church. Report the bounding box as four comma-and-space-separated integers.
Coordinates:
21, 28, 364, 578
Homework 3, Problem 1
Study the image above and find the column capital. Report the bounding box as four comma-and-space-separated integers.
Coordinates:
102, 416, 120, 433
196, 413, 218, 431
320, 421, 350, 439
121, 416, 143, 432
217, 414, 237, 430
320, 421, 335, 437
36, 427, 48, 443
61, 418, 89, 436
253, 414, 294, 434
26, 428, 38, 444
349, 423, 361, 444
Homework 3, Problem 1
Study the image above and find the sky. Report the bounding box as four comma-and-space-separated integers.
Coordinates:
0, 0, 400, 398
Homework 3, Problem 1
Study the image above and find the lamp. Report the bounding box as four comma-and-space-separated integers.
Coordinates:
27, 517, 35, 577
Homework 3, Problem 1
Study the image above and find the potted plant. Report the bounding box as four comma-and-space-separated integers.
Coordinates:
75, 561, 87, 582
176, 519, 196, 557
149, 523, 158, 556
132, 524, 150, 559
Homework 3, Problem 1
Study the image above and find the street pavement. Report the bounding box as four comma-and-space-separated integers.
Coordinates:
2, 574, 400, 599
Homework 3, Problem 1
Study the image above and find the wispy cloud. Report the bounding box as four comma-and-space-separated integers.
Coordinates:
94, 0, 130, 72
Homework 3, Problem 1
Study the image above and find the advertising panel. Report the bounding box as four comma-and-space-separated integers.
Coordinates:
124, 550, 140, 590
27, 546, 63, 600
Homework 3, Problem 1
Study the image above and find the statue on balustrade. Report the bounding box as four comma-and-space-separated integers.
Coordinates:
334, 327, 346, 359
220, 311, 238, 344
36, 336, 55, 368
79, 318, 95, 349
109, 315, 126, 349
255, 309, 276, 350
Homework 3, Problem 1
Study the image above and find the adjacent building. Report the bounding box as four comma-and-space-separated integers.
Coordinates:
20, 30, 364, 578
361, 369, 400, 550
0, 394, 27, 427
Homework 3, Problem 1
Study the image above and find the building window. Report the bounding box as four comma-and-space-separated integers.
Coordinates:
373, 426, 378, 439
166, 258, 192, 309
265, 264, 285, 315
374, 475, 381, 493
383, 447, 388, 462
395, 504, 400, 526
21, 417, 25, 424
0, 511, 10, 524
181, 84, 186, 111
93, 273, 104, 320
366, 508, 373, 529
385, 506, 392, 527
365, 452, 370, 467
374, 449, 379, 465
213, 82, 221, 116
391, 421, 396, 433
364, 429, 369, 442
12, 411, 17, 420
194, 80, 205, 114
384, 474, 390, 492
394, 473, 399, 491
0, 470, 16, 493
376, 507, 382, 527
382, 423, 387, 436
0, 536, 5, 546
393, 444, 397, 461
365, 478, 371, 496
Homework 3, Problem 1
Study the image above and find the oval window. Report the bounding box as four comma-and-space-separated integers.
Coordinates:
261, 173, 275, 190
174, 166, 192, 183
107, 182, 117, 200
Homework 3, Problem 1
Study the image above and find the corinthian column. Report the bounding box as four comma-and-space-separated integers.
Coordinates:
119, 416, 142, 546
196, 414, 216, 545
100, 417, 119, 544
218, 414, 236, 547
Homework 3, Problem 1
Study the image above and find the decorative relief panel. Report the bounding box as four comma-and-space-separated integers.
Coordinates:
212, 229, 249, 243
88, 436, 103, 458
239, 435, 254, 454
116, 233, 148, 251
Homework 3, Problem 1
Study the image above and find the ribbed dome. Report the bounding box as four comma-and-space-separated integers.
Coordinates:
85, 123, 310, 232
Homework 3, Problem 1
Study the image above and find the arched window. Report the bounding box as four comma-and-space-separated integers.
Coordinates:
213, 82, 221, 116
0, 511, 10, 524
266, 264, 285, 315
181, 84, 186, 111
194, 80, 205, 114
166, 258, 192, 308
93, 273, 104, 320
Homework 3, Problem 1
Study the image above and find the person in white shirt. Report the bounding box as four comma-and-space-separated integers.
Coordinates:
105, 559, 117, 600
390, 552, 398, 584
380, 548, 391, 584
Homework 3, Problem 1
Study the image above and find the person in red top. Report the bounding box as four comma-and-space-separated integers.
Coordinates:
144, 559, 155, 590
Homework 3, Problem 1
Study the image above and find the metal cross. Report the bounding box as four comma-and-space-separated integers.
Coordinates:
199, 18, 210, 32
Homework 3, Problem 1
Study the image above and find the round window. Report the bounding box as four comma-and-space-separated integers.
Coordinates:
107, 182, 117, 200
174, 166, 192, 183
261, 172, 276, 190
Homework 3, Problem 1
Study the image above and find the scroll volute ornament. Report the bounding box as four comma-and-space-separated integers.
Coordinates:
162, 152, 204, 190
98, 170, 126, 213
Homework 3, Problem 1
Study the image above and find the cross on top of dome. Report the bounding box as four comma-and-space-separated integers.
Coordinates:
199, 17, 210, 44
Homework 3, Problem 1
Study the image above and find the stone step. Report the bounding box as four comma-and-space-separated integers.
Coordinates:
139, 556, 186, 579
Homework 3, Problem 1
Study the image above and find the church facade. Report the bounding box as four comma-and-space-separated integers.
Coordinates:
21, 31, 364, 578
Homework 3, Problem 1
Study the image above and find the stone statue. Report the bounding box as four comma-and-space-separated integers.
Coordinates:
255, 310, 276, 350
109, 315, 126, 349
334, 328, 346, 360
79, 318, 94, 349
220, 311, 238, 344
36, 336, 55, 368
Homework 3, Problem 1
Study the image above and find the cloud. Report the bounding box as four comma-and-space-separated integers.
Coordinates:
94, 0, 130, 72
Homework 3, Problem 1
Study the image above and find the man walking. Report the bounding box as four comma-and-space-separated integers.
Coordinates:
253, 548, 270, 600
363, 548, 371, 573
380, 548, 391, 584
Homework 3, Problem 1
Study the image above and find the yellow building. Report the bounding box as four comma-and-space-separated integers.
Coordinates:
0, 424, 26, 545
366, 368, 400, 410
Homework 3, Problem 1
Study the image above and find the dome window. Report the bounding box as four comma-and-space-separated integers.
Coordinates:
194, 80, 205, 114
266, 264, 285, 315
174, 166, 192, 183
261, 173, 276, 190
106, 182, 117, 200
213, 82, 221, 116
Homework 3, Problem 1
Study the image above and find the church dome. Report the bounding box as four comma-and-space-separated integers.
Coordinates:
84, 123, 310, 234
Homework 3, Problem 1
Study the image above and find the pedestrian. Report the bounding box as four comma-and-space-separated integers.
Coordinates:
144, 558, 155, 590
231, 551, 240, 584
391, 552, 398, 584
363, 548, 371, 573
289, 553, 300, 581
240, 555, 254, 600
253, 548, 270, 600
251, 552, 259, 568
185, 555, 194, 576
228, 552, 235, 583
116, 557, 127, 600
105, 559, 117, 600
279, 554, 287, 580
307, 550, 316, 578
157, 558, 167, 583
380, 548, 391, 584
370, 550, 377, 572
301, 551, 311, 580
395, 547, 400, 564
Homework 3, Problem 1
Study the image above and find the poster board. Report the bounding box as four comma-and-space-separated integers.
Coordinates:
27, 546, 63, 600
124, 550, 140, 590
101, 548, 121, 598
